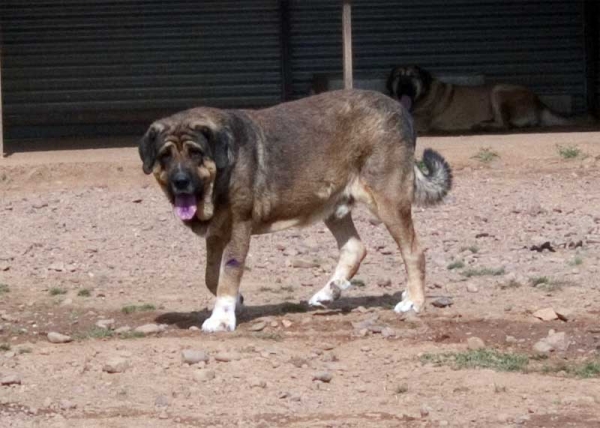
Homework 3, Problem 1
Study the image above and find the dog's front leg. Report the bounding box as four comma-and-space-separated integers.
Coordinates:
201, 220, 251, 333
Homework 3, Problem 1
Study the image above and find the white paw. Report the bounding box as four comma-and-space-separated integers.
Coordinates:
202, 296, 237, 332
308, 280, 346, 307
202, 312, 236, 332
394, 299, 417, 313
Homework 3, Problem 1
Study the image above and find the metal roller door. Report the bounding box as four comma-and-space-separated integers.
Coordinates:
290, 0, 586, 114
1, 0, 281, 140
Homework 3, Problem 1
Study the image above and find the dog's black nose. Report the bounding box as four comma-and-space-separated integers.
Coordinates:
172, 172, 191, 191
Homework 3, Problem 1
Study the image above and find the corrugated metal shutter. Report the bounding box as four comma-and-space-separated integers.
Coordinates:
1, 0, 281, 140
290, 0, 586, 114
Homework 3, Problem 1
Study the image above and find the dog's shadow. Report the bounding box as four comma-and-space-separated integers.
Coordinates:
154, 292, 404, 330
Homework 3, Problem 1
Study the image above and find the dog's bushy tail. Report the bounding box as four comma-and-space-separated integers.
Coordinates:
413, 149, 452, 206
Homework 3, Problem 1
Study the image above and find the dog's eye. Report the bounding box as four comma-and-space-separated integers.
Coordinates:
188, 147, 203, 159
158, 151, 172, 164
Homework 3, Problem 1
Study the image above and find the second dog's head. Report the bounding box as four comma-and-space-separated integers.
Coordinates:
138, 109, 234, 223
386, 65, 433, 111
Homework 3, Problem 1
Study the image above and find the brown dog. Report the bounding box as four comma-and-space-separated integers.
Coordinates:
387, 65, 572, 133
138, 90, 452, 332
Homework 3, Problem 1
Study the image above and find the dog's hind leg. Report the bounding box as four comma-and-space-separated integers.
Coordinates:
308, 214, 366, 307
377, 200, 426, 313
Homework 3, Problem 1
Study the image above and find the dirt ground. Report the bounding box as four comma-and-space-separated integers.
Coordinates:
1, 131, 600, 428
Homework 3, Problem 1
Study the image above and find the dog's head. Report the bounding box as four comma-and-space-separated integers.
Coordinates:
138, 110, 234, 224
386, 65, 433, 111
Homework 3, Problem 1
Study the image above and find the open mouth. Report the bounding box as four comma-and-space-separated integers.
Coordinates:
173, 193, 198, 221
399, 94, 413, 111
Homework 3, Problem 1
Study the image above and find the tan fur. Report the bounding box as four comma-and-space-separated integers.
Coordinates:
388, 66, 572, 134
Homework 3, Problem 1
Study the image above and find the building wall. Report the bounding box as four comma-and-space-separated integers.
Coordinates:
290, 0, 586, 114
1, 0, 282, 139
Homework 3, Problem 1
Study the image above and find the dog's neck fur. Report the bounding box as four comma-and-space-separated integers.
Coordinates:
413, 80, 455, 118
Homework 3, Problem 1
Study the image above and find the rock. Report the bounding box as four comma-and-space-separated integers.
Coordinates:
155, 395, 169, 407
47, 332, 72, 344
382, 327, 396, 338
377, 278, 392, 288
59, 399, 76, 410
193, 369, 216, 382
250, 379, 267, 389
182, 350, 209, 365
466, 283, 479, 293
544, 331, 570, 352
48, 262, 66, 272
102, 357, 130, 374
249, 321, 267, 332
312, 372, 333, 383
59, 298, 73, 307
289, 258, 320, 269
134, 323, 164, 334
467, 337, 486, 350
1, 375, 21, 386
214, 352, 241, 363
43, 398, 52, 408
0, 262, 10, 271
532, 308, 558, 321
282, 320, 292, 328
505, 335, 518, 344
555, 308, 573, 322
533, 340, 554, 354
95, 319, 115, 330
420, 405, 431, 418
431, 296, 453, 308
115, 326, 131, 334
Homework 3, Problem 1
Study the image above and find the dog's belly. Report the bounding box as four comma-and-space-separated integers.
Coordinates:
252, 194, 353, 235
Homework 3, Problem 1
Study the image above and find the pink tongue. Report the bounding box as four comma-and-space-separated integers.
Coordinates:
400, 95, 413, 111
174, 194, 197, 221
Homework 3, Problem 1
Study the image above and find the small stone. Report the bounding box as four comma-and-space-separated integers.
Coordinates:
555, 308, 573, 322
48, 262, 65, 272
158, 410, 168, 419
377, 278, 392, 288
321, 343, 336, 351
420, 405, 431, 418
134, 323, 163, 334
312, 372, 333, 383
431, 296, 453, 308
59, 298, 73, 307
47, 332, 72, 344
270, 320, 278, 328
532, 308, 558, 321
278, 391, 290, 399
467, 337, 486, 350
194, 369, 216, 382
102, 357, 130, 374
155, 395, 169, 407
1, 375, 21, 386
382, 327, 396, 338
115, 326, 131, 334
505, 335, 518, 344
43, 398, 52, 408
250, 379, 267, 389
545, 331, 570, 352
59, 399, 76, 410
466, 283, 479, 293
95, 319, 115, 330
250, 321, 267, 332
533, 340, 554, 354
282, 320, 292, 328
182, 350, 209, 365
290, 258, 320, 269
214, 352, 241, 362
189, 326, 200, 331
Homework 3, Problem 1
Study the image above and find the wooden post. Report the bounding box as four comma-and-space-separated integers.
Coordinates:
342, 0, 353, 90
0, 39, 4, 157
279, 0, 293, 101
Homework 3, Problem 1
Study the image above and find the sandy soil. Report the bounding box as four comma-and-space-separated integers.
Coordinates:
1, 131, 600, 427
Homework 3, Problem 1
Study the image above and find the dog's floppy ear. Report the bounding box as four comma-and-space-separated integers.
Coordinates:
386, 66, 399, 97
138, 123, 163, 175
415, 66, 433, 89
192, 122, 234, 170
